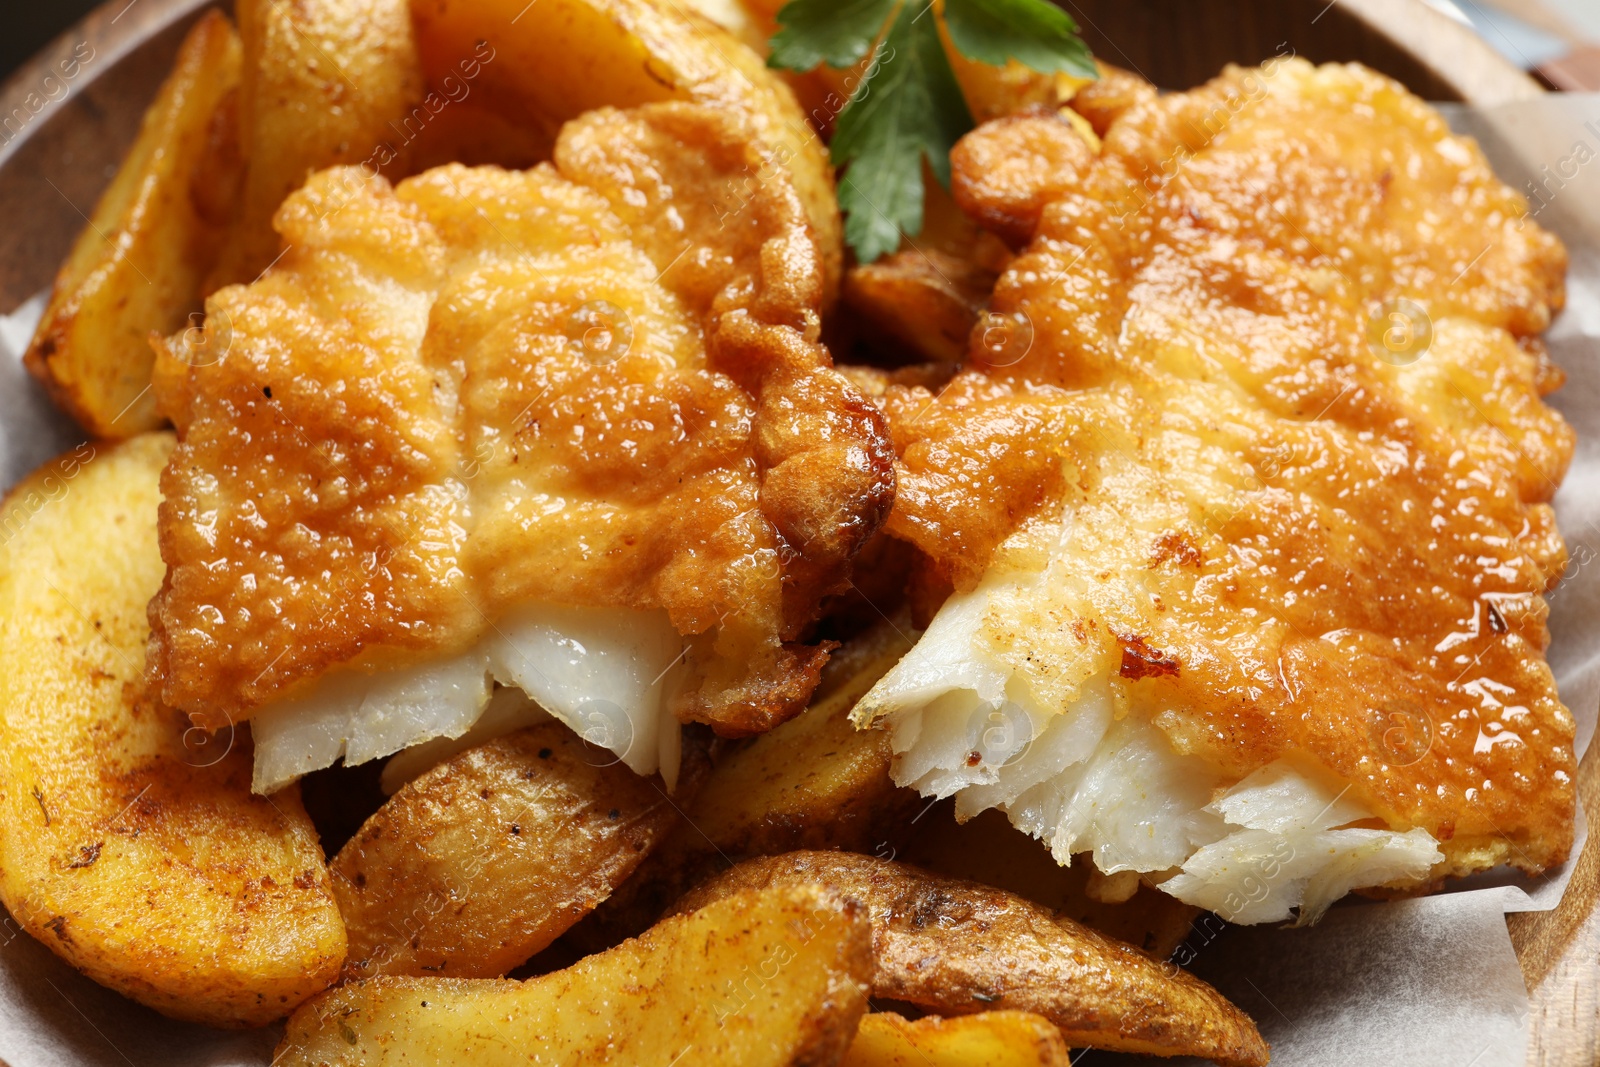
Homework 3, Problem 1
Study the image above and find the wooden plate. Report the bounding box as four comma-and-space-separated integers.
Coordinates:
0, 1, 1590, 1064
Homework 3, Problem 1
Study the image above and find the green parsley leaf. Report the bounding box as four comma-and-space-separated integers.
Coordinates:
768, 0, 897, 71
943, 0, 1098, 79
767, 0, 1096, 263
830, 6, 973, 263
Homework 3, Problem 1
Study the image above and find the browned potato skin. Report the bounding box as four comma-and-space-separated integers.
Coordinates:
902, 806, 1199, 960
672, 852, 1270, 1067
844, 1011, 1070, 1067
206, 0, 422, 290
676, 622, 916, 857
577, 622, 920, 944
276, 885, 873, 1067
334, 720, 706, 979
24, 11, 241, 437
0, 434, 345, 1026
844, 248, 996, 364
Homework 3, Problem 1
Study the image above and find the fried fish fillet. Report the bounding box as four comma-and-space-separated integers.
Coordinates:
149, 102, 892, 792
855, 59, 1574, 922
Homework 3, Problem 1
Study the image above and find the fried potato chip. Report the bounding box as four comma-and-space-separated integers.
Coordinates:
23, 11, 241, 437
672, 851, 1269, 1066
844, 1011, 1070, 1067
276, 884, 872, 1065
902, 806, 1199, 959
334, 719, 703, 979
207, 0, 423, 289
574, 620, 919, 945
0, 434, 344, 1026
844, 248, 996, 365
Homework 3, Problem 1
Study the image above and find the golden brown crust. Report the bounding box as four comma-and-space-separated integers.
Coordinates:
1069, 62, 1159, 138
672, 852, 1270, 1067
0, 434, 345, 1027
409, 0, 843, 302
890, 60, 1576, 877
148, 102, 891, 737
23, 11, 242, 438
206, 0, 422, 291
275, 884, 874, 1066
556, 106, 895, 642
949, 108, 1096, 249
333, 721, 703, 979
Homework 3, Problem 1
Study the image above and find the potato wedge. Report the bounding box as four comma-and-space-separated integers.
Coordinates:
942, 41, 1094, 125
903, 806, 1199, 960
207, 0, 423, 289
844, 247, 996, 364
0, 434, 345, 1027
408, 0, 842, 297
675, 620, 916, 858
23, 11, 241, 437
672, 852, 1269, 1067
844, 1011, 1070, 1067
333, 719, 700, 979
577, 621, 920, 944
276, 884, 872, 1066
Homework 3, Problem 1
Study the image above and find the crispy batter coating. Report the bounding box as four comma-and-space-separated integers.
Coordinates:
1068, 62, 1158, 138
148, 102, 891, 737
884, 61, 1575, 878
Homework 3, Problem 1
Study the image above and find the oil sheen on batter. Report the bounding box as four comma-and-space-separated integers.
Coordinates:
855, 59, 1575, 921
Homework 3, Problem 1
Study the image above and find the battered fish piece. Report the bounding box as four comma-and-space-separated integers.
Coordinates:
150, 102, 892, 792
856, 60, 1574, 921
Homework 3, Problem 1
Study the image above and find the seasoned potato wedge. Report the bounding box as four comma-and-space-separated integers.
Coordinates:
207, 0, 422, 289
577, 621, 919, 943
334, 719, 700, 979
24, 11, 241, 437
844, 1011, 1069, 1067
408, 0, 842, 295
673, 852, 1269, 1067
277, 884, 872, 1066
0, 434, 345, 1027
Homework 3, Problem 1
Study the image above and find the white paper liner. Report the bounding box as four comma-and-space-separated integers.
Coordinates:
1, 92, 1597, 1067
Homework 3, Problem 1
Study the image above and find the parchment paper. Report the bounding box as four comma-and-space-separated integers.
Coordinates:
1, 94, 1598, 1067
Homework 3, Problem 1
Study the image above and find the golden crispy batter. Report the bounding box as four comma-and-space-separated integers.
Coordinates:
949, 108, 1098, 248
1068, 62, 1158, 138
410, 0, 844, 301
149, 102, 891, 737
883, 60, 1574, 877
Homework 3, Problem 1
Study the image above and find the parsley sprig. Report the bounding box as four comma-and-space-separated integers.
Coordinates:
770, 0, 1096, 263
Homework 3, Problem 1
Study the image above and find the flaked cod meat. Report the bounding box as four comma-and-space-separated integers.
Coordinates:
854, 59, 1575, 923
